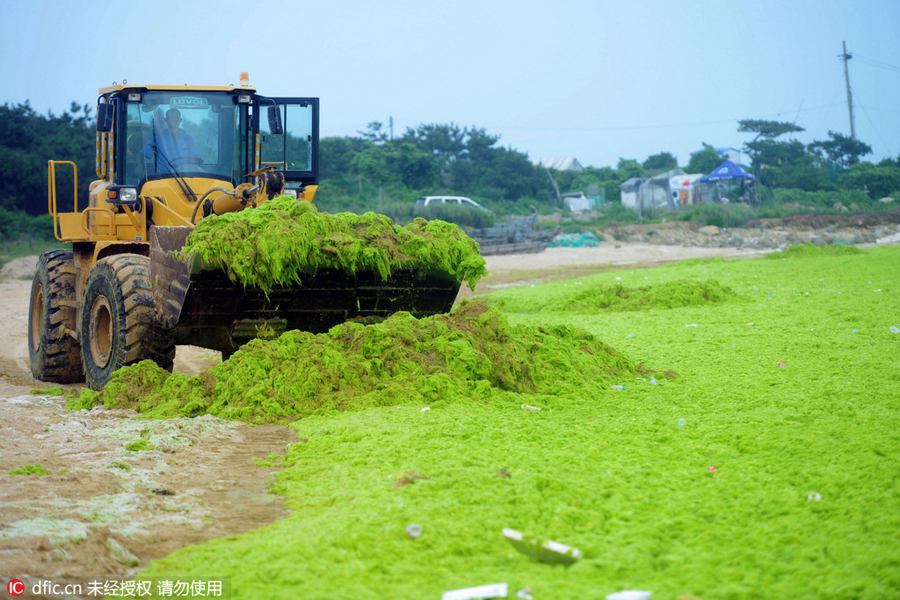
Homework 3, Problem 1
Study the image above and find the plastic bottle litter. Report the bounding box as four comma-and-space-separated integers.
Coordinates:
677, 418, 686, 427
606, 591, 652, 600
521, 404, 541, 411
405, 523, 422, 538
421, 407, 431, 412
686, 323, 698, 328
891, 326, 900, 334
650, 376, 658, 385
626, 333, 635, 338
502, 528, 582, 565
442, 583, 508, 600
516, 589, 533, 600
611, 385, 626, 390
807, 493, 822, 502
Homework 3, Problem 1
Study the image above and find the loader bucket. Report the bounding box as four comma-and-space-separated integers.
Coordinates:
149, 225, 461, 353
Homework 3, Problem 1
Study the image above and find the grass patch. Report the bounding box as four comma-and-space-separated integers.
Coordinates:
131, 246, 900, 599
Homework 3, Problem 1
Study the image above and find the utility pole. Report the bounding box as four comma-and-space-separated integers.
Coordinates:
840, 40, 856, 140
389, 116, 394, 141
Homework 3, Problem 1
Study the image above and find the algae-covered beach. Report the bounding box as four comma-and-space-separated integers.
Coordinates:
82, 243, 900, 599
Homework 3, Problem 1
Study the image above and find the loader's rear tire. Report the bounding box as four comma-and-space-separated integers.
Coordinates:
80, 254, 175, 390
29, 250, 84, 383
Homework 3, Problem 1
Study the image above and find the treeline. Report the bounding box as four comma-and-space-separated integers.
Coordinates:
317, 118, 900, 216
0, 101, 95, 220
317, 122, 547, 214
2, 101, 900, 236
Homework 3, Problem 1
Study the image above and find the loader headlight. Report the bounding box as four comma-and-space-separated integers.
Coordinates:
108, 186, 139, 205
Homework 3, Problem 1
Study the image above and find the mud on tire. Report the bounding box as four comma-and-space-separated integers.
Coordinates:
80, 254, 175, 390
29, 249, 84, 383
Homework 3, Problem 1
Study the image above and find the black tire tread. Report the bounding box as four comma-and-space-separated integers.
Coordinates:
105, 254, 175, 370
29, 249, 84, 383
81, 254, 175, 389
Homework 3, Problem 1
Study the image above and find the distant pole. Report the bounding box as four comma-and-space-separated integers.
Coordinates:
389, 116, 394, 141
841, 40, 856, 140
544, 167, 562, 205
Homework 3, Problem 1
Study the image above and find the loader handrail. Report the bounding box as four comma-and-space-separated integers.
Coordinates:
81, 207, 117, 238
47, 160, 79, 242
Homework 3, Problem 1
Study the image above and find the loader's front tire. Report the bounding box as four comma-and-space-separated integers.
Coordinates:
29, 250, 84, 383
80, 254, 175, 390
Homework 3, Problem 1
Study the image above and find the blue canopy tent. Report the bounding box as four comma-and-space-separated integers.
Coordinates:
700, 160, 756, 183
697, 160, 760, 205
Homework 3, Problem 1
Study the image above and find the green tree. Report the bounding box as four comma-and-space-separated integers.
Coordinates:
687, 143, 723, 174
0, 101, 95, 215
642, 152, 677, 172
738, 119, 805, 140
357, 121, 389, 144
808, 131, 872, 169
319, 136, 368, 180
842, 163, 900, 198
616, 159, 644, 180
738, 119, 832, 190
383, 142, 440, 189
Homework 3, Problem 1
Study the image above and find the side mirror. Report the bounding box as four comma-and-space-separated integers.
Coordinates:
267, 106, 283, 135
97, 103, 114, 132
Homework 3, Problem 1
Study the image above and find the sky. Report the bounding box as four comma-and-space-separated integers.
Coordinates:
2, 0, 899, 170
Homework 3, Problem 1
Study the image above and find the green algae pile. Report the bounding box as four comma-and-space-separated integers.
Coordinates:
495, 278, 739, 314
8, 464, 51, 476
182, 195, 488, 291
765, 242, 864, 259
74, 301, 641, 423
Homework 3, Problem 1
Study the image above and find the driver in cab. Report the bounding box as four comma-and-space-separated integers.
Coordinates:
141, 108, 201, 169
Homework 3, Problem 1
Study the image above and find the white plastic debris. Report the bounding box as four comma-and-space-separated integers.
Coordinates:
521, 404, 540, 411
421, 407, 431, 412
808, 493, 822, 501
502, 528, 581, 565
442, 583, 509, 600
406, 524, 422, 538
686, 323, 699, 328
606, 592, 652, 600
890, 326, 900, 334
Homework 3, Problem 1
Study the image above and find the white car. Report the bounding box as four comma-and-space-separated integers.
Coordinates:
415, 196, 491, 213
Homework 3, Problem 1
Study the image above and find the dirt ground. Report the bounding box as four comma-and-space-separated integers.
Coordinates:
0, 240, 837, 597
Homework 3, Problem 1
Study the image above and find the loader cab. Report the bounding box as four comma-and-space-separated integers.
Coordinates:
255, 96, 319, 194
101, 86, 318, 194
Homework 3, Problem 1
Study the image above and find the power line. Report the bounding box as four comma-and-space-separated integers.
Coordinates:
854, 54, 900, 74
387, 103, 844, 135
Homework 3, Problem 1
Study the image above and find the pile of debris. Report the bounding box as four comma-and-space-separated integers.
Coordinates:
466, 215, 560, 256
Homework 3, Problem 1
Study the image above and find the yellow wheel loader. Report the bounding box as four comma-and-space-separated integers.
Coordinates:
32, 81, 461, 390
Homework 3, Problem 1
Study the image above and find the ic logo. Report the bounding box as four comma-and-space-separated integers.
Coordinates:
7, 579, 25, 596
